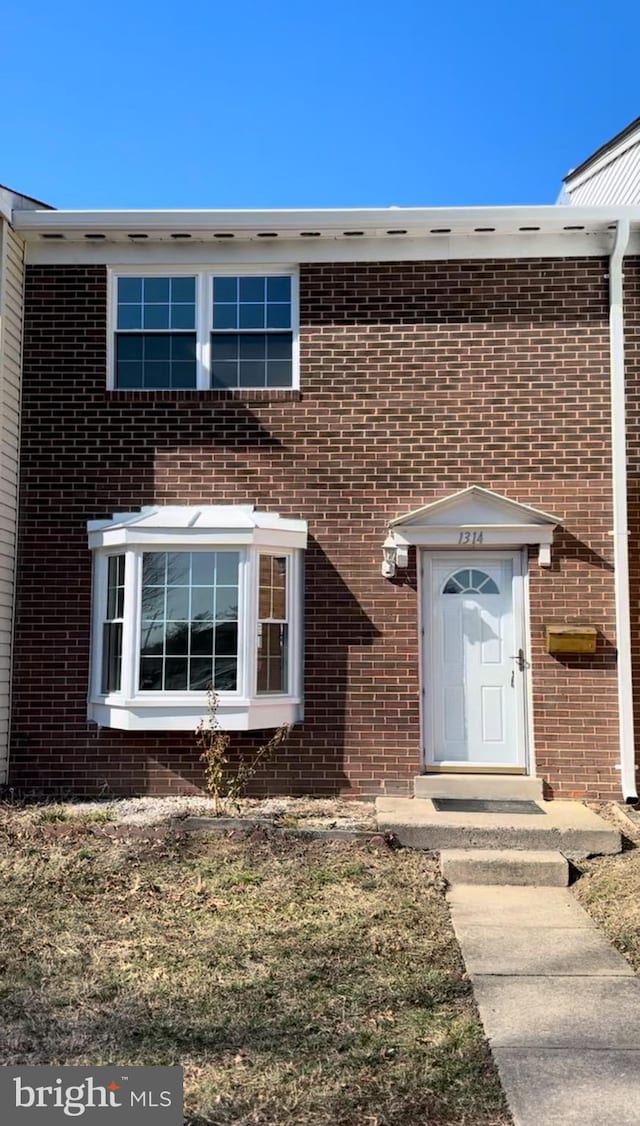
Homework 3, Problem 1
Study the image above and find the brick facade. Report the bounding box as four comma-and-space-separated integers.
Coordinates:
9, 257, 624, 799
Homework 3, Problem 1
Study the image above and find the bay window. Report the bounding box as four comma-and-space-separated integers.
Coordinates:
88, 507, 306, 730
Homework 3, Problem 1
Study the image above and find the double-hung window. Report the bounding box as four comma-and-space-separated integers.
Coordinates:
112, 270, 297, 390
211, 276, 293, 389
88, 506, 306, 731
257, 555, 289, 693
115, 276, 197, 389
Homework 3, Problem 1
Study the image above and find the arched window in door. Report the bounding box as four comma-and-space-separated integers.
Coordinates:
442, 569, 499, 595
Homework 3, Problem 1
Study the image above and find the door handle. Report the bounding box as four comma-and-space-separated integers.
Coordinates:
510, 648, 526, 672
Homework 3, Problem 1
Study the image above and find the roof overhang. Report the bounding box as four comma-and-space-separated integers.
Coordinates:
13, 203, 640, 250
88, 506, 308, 551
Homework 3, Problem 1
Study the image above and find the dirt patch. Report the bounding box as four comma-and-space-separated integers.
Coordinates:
574, 802, 640, 972
16, 795, 378, 831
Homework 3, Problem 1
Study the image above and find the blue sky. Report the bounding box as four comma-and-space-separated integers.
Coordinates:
3, 0, 639, 209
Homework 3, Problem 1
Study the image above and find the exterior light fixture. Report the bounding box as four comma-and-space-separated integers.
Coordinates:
382, 534, 397, 578
395, 544, 409, 569
382, 534, 409, 578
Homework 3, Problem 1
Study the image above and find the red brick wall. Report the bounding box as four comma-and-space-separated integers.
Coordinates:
9, 258, 621, 798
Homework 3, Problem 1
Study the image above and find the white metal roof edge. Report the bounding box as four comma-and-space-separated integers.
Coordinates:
87, 506, 308, 534
564, 123, 640, 192
13, 203, 640, 236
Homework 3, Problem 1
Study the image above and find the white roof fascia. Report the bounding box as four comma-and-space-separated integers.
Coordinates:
391, 524, 555, 547
14, 204, 640, 238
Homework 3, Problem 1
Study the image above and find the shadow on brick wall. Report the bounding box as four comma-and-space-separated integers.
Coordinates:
542, 526, 614, 574
136, 537, 381, 797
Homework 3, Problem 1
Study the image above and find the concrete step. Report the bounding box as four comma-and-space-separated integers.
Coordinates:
414, 773, 544, 801
375, 797, 622, 859
440, 848, 569, 886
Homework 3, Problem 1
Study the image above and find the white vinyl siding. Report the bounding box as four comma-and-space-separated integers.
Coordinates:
0, 221, 25, 781
566, 141, 640, 205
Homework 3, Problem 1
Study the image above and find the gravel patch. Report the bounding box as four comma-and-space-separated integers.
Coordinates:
61, 795, 377, 830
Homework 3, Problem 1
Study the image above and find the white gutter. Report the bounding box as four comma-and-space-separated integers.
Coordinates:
11, 203, 640, 235
609, 219, 637, 801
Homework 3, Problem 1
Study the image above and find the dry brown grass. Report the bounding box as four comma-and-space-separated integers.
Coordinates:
0, 805, 509, 1125
574, 805, 640, 972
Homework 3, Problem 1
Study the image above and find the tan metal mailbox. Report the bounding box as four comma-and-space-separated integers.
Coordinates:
545, 625, 598, 655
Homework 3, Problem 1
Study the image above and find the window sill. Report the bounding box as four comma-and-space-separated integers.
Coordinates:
105, 389, 302, 404
88, 695, 303, 731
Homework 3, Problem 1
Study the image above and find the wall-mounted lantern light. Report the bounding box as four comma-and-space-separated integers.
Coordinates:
395, 544, 409, 569
382, 534, 397, 578
381, 533, 409, 578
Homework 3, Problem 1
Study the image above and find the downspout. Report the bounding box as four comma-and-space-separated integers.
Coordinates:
609, 219, 638, 802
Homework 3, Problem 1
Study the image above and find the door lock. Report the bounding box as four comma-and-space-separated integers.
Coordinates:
510, 648, 526, 672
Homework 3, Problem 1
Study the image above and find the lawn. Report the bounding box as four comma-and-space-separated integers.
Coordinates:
574, 805, 640, 973
0, 805, 509, 1126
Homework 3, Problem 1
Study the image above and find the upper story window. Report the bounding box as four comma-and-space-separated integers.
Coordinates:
116, 276, 197, 389
111, 270, 297, 390
211, 276, 292, 389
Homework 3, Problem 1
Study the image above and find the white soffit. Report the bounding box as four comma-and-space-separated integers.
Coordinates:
15, 204, 640, 263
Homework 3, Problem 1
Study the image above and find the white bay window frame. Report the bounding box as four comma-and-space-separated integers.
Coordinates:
88, 507, 306, 730
108, 265, 300, 391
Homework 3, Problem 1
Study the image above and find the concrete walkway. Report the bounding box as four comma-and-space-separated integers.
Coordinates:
448, 885, 640, 1126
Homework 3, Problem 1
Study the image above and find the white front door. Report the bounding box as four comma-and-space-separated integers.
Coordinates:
422, 552, 527, 769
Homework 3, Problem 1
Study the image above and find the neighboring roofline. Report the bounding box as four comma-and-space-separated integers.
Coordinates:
12, 203, 640, 240
564, 117, 640, 186
0, 184, 53, 225
0, 184, 53, 210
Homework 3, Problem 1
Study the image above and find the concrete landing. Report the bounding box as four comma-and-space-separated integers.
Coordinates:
449, 885, 640, 1126
414, 773, 544, 801
440, 848, 569, 886
376, 796, 621, 858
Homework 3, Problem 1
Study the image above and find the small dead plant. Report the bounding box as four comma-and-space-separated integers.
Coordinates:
196, 687, 291, 814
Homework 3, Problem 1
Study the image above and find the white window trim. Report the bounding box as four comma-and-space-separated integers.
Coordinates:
107, 265, 300, 391
256, 551, 300, 699
87, 507, 306, 731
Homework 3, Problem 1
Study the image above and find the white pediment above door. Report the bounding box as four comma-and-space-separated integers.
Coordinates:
388, 486, 557, 566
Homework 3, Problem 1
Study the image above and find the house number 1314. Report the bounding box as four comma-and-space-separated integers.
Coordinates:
458, 531, 484, 544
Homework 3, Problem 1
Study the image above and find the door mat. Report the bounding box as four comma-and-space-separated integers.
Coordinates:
432, 798, 545, 815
